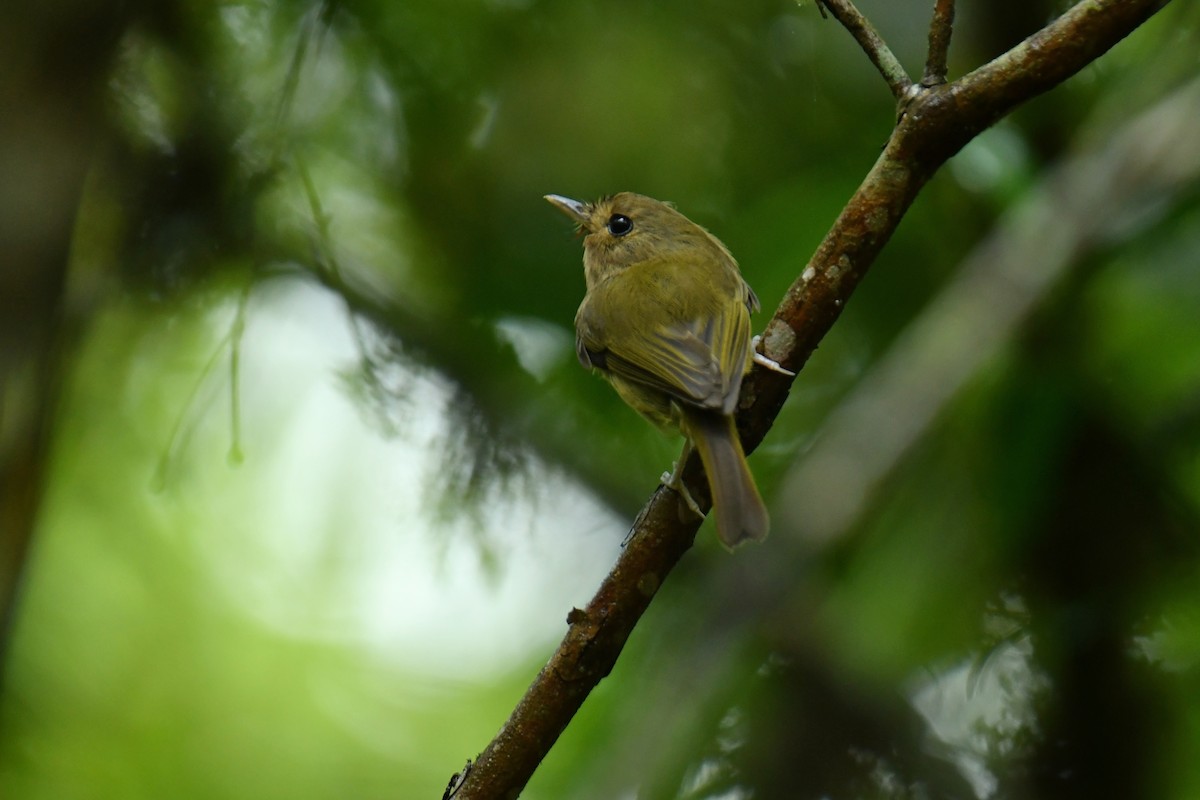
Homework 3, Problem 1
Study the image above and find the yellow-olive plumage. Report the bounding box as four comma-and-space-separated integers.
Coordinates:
545, 192, 769, 548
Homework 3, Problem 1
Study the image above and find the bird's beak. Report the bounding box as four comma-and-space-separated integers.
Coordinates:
544, 194, 590, 225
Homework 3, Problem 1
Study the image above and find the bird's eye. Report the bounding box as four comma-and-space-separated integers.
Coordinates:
606, 214, 633, 236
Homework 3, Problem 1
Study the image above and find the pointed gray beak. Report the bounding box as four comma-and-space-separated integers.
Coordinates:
544, 194, 590, 224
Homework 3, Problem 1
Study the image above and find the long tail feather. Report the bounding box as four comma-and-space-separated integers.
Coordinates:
683, 410, 769, 548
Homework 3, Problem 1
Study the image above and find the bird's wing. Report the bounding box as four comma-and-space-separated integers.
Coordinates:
576, 275, 752, 415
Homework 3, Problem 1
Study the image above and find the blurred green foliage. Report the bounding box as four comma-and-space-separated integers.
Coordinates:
2, 0, 1200, 798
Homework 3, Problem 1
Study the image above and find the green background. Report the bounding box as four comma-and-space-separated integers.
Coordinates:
3, 1, 1200, 798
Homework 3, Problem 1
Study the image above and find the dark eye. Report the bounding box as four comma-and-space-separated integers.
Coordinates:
606, 214, 633, 236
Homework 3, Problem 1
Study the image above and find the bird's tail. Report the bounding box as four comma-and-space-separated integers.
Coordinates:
683, 409, 769, 548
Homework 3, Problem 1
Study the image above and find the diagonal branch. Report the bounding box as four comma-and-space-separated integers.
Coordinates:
778, 73, 1200, 545
446, 0, 1172, 797
923, 0, 956, 86
818, 0, 912, 100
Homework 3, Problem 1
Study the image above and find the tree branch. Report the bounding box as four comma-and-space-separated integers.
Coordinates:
778, 72, 1200, 545
923, 0, 956, 86
818, 0, 913, 100
447, 0, 1172, 797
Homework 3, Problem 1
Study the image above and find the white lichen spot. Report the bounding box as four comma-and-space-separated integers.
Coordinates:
764, 321, 797, 355
827, 255, 851, 281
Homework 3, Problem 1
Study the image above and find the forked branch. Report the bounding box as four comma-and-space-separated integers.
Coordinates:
446, 0, 1172, 797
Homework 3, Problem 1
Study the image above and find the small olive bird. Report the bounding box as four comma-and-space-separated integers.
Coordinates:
546, 192, 787, 548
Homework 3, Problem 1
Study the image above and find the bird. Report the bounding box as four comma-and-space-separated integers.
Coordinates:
546, 191, 788, 548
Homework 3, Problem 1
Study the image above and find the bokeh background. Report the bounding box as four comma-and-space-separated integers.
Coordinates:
3, 1, 1200, 798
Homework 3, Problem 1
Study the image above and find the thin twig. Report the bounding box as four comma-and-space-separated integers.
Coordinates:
818, 0, 912, 100
152, 282, 253, 488
923, 0, 955, 86
448, 0, 1172, 797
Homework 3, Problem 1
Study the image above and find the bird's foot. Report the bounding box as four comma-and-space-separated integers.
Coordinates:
751, 334, 795, 376
661, 464, 704, 519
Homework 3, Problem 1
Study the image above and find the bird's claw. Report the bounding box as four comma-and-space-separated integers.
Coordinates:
751, 334, 795, 376
662, 465, 704, 519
